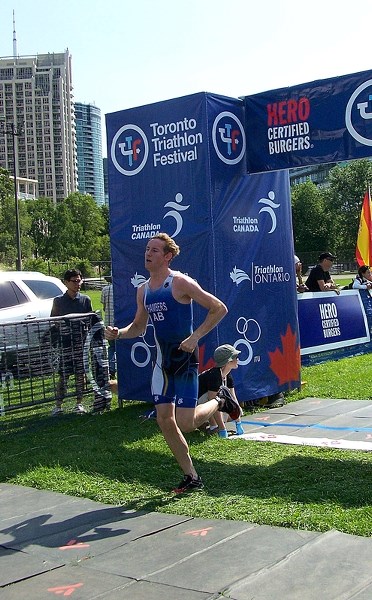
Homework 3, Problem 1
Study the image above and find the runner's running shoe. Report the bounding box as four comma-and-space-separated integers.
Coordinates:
172, 474, 204, 493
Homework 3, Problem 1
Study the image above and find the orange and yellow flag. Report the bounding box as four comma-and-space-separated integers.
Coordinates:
356, 189, 372, 267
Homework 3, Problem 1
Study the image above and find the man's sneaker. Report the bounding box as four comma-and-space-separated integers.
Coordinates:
72, 403, 87, 414
266, 392, 285, 409
172, 474, 204, 494
235, 421, 245, 435
51, 406, 63, 416
216, 385, 242, 421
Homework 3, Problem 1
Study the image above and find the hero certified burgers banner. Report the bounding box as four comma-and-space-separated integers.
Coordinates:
244, 69, 372, 173
106, 92, 301, 402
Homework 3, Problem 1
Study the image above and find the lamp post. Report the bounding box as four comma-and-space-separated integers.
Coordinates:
0, 117, 23, 270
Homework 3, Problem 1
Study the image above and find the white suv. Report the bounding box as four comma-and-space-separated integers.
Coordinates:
0, 271, 66, 370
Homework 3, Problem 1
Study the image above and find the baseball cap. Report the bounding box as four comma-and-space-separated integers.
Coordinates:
294, 255, 300, 264
214, 344, 241, 367
318, 252, 337, 261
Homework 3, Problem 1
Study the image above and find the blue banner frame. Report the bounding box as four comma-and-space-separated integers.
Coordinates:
106, 92, 301, 402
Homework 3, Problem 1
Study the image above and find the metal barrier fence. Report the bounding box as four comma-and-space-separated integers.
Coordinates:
0, 312, 112, 415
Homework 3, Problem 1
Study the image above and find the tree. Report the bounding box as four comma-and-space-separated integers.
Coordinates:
100, 203, 110, 236
0, 168, 32, 266
0, 167, 13, 201
49, 201, 76, 261
63, 192, 105, 259
291, 180, 329, 260
26, 197, 56, 259
325, 159, 372, 258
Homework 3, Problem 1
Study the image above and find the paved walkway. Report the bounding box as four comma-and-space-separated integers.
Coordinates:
1, 398, 372, 599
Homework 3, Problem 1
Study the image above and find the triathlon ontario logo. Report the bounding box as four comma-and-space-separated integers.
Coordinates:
345, 79, 372, 146
212, 111, 246, 164
111, 124, 149, 175
230, 266, 251, 286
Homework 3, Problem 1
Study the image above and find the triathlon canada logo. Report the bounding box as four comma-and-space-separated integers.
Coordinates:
163, 193, 190, 237
232, 189, 281, 235
111, 124, 149, 176
345, 78, 372, 146
130, 191, 190, 240
212, 111, 246, 164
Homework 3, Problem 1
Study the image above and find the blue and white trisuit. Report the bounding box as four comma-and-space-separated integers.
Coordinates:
143, 270, 199, 408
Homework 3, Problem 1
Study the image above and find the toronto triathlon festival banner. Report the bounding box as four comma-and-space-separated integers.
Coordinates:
106, 92, 301, 402
244, 69, 372, 173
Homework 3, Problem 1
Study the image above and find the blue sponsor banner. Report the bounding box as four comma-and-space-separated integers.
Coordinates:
244, 69, 372, 173
298, 290, 371, 366
208, 168, 301, 398
106, 92, 301, 402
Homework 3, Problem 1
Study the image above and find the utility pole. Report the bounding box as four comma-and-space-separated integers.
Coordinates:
0, 117, 23, 270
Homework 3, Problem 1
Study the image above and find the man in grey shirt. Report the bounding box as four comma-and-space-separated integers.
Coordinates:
51, 268, 92, 416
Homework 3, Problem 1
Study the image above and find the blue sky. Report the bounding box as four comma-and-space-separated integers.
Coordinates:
2, 0, 372, 155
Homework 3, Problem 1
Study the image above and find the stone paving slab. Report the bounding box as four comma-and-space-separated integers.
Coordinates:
225, 530, 372, 600
142, 523, 320, 594
83, 518, 258, 582
282, 398, 372, 416
0, 563, 134, 600
0, 546, 63, 588
5, 511, 193, 563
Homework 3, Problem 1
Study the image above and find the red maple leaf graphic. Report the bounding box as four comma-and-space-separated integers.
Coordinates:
268, 324, 301, 386
198, 343, 215, 372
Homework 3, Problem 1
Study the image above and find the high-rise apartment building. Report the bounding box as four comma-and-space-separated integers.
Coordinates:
0, 50, 77, 203
102, 157, 109, 205
75, 102, 104, 205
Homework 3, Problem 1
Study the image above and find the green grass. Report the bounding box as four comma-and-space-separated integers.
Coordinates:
336, 277, 354, 288
0, 353, 371, 537
84, 288, 102, 312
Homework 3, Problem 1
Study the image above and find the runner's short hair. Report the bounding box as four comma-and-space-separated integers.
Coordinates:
153, 232, 180, 258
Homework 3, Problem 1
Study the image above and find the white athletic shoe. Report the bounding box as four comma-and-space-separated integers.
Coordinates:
72, 403, 87, 414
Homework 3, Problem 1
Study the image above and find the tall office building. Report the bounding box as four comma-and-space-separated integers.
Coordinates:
0, 50, 77, 203
75, 102, 104, 205
289, 163, 337, 187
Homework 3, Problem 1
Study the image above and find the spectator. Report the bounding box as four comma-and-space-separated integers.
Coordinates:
101, 275, 116, 378
198, 344, 245, 438
50, 269, 92, 416
352, 265, 372, 290
294, 255, 308, 293
305, 252, 340, 294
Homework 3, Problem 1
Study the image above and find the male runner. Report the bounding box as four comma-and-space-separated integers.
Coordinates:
105, 233, 241, 493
